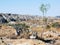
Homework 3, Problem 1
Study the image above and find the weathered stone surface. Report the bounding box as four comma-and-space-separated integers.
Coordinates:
0, 13, 41, 23
38, 30, 60, 40
0, 39, 46, 45
54, 40, 60, 45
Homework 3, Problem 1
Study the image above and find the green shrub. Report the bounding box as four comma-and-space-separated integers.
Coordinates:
52, 22, 60, 28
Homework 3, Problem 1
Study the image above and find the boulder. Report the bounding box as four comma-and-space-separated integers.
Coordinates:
42, 30, 58, 40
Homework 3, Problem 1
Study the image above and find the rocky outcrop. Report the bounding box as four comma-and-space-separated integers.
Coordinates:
0, 13, 41, 23
42, 30, 59, 40
0, 39, 46, 45
38, 30, 60, 40
0, 14, 8, 23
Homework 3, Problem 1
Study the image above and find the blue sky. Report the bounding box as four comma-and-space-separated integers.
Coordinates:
0, 0, 60, 16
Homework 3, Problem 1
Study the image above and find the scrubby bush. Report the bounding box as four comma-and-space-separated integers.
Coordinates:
9, 23, 30, 36
52, 22, 60, 28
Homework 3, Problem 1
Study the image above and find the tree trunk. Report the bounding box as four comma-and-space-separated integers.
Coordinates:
41, 12, 45, 39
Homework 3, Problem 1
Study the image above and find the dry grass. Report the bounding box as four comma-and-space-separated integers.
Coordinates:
0, 25, 16, 37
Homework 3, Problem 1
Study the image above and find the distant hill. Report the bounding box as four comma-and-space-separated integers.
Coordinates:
56, 16, 60, 18
0, 13, 60, 24
0, 13, 41, 23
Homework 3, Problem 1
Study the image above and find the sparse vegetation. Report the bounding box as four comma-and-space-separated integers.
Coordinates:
9, 23, 30, 30
8, 23, 30, 37
52, 22, 60, 28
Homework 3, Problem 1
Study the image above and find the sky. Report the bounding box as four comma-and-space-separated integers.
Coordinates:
0, 0, 60, 16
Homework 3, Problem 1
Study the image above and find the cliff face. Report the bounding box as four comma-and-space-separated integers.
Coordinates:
0, 13, 41, 23
0, 13, 60, 24
0, 14, 8, 23
0, 13, 18, 23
